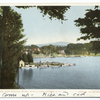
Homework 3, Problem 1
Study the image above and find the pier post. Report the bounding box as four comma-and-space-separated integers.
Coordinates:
17, 61, 19, 86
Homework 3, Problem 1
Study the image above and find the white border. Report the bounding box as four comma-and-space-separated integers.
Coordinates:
0, 3, 100, 6
0, 0, 100, 3
0, 89, 100, 97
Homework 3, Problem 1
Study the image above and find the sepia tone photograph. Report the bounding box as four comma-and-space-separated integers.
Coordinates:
0, 3, 100, 97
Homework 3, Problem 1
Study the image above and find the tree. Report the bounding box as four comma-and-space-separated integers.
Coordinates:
24, 44, 39, 50
74, 8, 100, 41
90, 41, 100, 55
74, 7, 100, 55
41, 46, 49, 54
65, 43, 84, 55
22, 53, 28, 62
65, 43, 92, 55
48, 45, 57, 53
37, 6, 70, 21
31, 44, 39, 49
34, 50, 40, 54
27, 52, 33, 63
0, 7, 26, 88
40, 45, 58, 55
84, 42, 93, 54
0, 7, 7, 88
16, 6, 70, 21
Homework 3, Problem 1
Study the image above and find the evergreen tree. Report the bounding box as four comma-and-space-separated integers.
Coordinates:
27, 52, 33, 63
0, 7, 26, 89
22, 53, 28, 62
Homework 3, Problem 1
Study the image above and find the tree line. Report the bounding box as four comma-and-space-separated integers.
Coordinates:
24, 42, 100, 55
22, 52, 33, 64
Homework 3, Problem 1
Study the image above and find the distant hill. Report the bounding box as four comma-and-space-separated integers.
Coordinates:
36, 41, 70, 47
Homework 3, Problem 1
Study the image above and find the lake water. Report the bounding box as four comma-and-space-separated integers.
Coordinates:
18, 56, 100, 89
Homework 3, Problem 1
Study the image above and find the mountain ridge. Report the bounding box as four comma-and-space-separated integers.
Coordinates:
34, 41, 70, 47
25, 41, 86, 47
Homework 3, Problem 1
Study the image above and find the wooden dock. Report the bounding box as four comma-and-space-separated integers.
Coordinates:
22, 61, 76, 68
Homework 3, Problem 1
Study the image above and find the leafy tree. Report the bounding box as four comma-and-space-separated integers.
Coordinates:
41, 45, 58, 55
84, 42, 93, 53
24, 44, 39, 50
74, 7, 100, 54
64, 48, 71, 55
37, 6, 70, 21
0, 7, 26, 89
48, 45, 57, 53
65, 43, 85, 55
31, 44, 39, 49
64, 43, 95, 55
90, 41, 100, 55
34, 50, 40, 54
16, 6, 70, 21
74, 8, 100, 41
41, 46, 49, 54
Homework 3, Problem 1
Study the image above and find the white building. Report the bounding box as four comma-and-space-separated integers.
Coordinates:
19, 60, 25, 68
59, 50, 65, 55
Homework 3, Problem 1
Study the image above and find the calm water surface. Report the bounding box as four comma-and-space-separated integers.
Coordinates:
18, 57, 100, 89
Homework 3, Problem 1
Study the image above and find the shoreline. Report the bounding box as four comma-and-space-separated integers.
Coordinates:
20, 56, 100, 68
33, 55, 100, 58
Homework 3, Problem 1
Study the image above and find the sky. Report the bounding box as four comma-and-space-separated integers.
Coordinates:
11, 6, 95, 45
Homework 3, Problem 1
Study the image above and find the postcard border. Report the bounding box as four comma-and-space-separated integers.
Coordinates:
0, 3, 100, 98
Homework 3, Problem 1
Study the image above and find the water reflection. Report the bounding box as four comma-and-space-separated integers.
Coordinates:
22, 68, 33, 81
